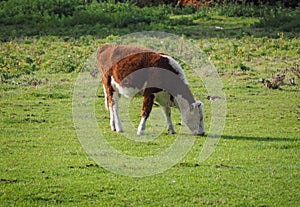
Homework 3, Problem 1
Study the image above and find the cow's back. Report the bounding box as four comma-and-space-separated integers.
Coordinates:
110, 51, 180, 83
97, 44, 154, 75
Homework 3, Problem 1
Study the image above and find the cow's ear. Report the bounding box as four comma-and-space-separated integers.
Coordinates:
190, 101, 203, 111
194, 100, 203, 109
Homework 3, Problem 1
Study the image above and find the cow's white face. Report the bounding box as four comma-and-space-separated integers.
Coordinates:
185, 100, 205, 136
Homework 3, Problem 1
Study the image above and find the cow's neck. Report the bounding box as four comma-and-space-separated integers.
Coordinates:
174, 94, 195, 114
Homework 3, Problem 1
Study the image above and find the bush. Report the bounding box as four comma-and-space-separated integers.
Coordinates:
0, 1, 173, 39
256, 8, 300, 32
0, 1, 170, 26
213, 1, 267, 17
68, 2, 170, 27
215, 0, 299, 8
0, 0, 83, 24
132, 0, 177, 7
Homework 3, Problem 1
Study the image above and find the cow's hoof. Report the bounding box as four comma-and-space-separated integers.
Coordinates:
137, 130, 145, 135
194, 132, 205, 136
169, 130, 176, 134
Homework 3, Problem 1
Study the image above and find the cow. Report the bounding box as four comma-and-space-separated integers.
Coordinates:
97, 44, 205, 136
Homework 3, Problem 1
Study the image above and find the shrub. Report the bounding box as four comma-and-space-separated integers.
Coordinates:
0, 0, 85, 25
213, 1, 266, 17
68, 2, 170, 27
131, 0, 177, 7
255, 8, 300, 32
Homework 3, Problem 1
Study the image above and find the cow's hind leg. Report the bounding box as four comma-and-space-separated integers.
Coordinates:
110, 91, 124, 132
137, 92, 155, 135
102, 84, 109, 110
102, 77, 124, 132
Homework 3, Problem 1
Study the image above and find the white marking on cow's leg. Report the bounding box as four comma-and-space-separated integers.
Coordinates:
109, 106, 116, 131
162, 106, 176, 134
112, 92, 124, 133
137, 92, 154, 135
113, 105, 124, 132
137, 116, 147, 135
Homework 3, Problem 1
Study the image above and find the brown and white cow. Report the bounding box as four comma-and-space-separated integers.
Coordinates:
97, 44, 205, 136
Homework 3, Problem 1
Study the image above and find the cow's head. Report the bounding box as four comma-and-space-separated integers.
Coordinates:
184, 100, 205, 136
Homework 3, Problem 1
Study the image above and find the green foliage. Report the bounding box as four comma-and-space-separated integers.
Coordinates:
0, 0, 83, 24
0, 1, 175, 40
214, 0, 299, 7
0, 0, 299, 41
256, 8, 300, 32
131, 0, 177, 7
239, 63, 251, 71
215, 3, 262, 17
74, 2, 169, 27
0, 36, 104, 81
173, 5, 199, 15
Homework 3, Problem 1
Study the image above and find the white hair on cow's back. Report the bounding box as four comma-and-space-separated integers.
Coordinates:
160, 55, 188, 85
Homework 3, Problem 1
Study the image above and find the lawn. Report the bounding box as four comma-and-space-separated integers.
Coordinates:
1, 2, 299, 206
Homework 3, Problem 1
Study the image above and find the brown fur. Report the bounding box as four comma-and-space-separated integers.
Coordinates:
97, 44, 154, 75
110, 52, 179, 83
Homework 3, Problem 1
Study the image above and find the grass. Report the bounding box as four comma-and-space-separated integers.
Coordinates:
1, 71, 299, 206
1, 3, 300, 206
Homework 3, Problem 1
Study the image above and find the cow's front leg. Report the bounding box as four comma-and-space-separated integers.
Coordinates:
137, 93, 155, 135
161, 106, 176, 134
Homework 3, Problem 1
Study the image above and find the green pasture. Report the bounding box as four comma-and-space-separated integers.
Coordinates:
1, 1, 299, 206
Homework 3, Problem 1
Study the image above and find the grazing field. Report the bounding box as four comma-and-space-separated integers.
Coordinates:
1, 2, 300, 206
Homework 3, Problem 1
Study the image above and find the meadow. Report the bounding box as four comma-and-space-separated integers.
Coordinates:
1, 1, 299, 206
